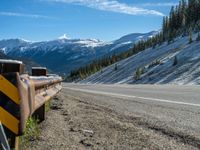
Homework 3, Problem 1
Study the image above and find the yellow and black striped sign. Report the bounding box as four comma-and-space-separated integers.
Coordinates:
0, 73, 20, 137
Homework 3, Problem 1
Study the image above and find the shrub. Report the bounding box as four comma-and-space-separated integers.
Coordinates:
173, 56, 178, 66
148, 60, 161, 68
134, 68, 144, 80
114, 64, 118, 71
188, 32, 193, 44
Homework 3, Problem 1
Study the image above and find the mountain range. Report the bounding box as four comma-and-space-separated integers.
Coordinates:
0, 31, 157, 74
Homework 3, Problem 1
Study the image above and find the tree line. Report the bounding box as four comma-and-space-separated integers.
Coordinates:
66, 0, 200, 82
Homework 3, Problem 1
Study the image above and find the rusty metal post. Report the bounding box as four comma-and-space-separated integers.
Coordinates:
32, 67, 47, 122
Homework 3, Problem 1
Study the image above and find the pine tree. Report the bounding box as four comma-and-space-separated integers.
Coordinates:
189, 31, 193, 43
173, 56, 178, 66
134, 68, 142, 80
181, 0, 187, 27
114, 64, 118, 71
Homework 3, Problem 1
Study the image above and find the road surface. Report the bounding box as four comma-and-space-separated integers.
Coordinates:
25, 83, 200, 150
64, 83, 200, 107
63, 83, 200, 148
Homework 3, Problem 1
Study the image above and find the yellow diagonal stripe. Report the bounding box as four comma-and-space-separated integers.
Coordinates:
0, 107, 19, 135
0, 75, 20, 105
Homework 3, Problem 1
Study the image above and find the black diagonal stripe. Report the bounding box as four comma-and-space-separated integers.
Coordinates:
0, 91, 20, 120
2, 73, 18, 87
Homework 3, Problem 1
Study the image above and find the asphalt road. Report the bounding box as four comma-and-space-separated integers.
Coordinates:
63, 83, 200, 106
63, 83, 200, 148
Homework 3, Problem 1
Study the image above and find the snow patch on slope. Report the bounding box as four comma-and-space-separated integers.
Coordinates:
80, 33, 200, 85
74, 39, 107, 48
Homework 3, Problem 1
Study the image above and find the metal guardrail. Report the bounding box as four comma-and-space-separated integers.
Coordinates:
0, 59, 62, 149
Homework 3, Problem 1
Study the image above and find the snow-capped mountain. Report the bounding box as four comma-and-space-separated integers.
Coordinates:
0, 39, 30, 54
113, 31, 158, 44
0, 31, 157, 74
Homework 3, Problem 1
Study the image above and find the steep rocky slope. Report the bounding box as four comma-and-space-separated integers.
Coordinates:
80, 34, 200, 85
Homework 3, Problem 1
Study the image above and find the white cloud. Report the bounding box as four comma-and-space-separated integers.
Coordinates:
141, 3, 178, 7
0, 12, 52, 19
46, 0, 164, 16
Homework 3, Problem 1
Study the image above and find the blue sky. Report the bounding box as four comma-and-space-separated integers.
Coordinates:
0, 0, 179, 41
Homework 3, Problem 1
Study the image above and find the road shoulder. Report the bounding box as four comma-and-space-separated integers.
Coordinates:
24, 89, 198, 150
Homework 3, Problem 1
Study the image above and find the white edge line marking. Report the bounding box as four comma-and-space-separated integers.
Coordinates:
64, 87, 200, 107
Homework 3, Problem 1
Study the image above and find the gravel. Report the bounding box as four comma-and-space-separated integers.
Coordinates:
23, 89, 199, 150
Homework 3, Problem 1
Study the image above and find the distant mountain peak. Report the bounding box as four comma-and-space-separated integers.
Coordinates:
19, 38, 32, 43
58, 34, 70, 40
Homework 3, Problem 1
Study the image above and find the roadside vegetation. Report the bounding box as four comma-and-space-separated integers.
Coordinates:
20, 102, 52, 149
20, 117, 40, 149
66, 0, 200, 81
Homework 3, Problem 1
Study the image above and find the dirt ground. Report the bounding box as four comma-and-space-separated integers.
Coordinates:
22, 89, 198, 150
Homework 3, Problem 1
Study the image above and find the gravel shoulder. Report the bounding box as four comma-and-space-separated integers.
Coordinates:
23, 89, 199, 150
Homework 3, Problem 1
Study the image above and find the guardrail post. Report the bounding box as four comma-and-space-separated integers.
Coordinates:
32, 67, 47, 122
0, 59, 23, 149
0, 59, 24, 74
0, 60, 62, 149
32, 67, 47, 77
